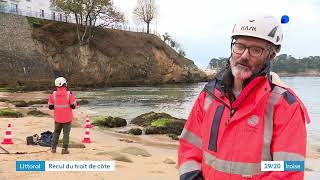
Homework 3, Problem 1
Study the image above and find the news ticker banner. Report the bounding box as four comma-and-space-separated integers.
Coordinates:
16, 160, 304, 172
16, 161, 115, 171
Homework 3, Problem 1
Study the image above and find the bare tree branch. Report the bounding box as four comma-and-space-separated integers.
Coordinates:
133, 0, 158, 34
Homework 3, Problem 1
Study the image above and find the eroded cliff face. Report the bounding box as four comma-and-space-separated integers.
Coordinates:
0, 13, 206, 89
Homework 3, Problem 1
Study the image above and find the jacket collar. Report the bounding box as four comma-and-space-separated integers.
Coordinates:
56, 86, 67, 91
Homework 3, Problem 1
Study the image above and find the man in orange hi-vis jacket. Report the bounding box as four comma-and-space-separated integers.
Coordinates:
178, 14, 310, 180
48, 77, 77, 154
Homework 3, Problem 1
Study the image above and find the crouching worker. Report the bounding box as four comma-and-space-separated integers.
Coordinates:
48, 77, 77, 154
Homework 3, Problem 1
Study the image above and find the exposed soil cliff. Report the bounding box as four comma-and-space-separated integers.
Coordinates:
0, 13, 207, 89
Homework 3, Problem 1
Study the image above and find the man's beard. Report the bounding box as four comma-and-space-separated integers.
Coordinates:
230, 57, 265, 81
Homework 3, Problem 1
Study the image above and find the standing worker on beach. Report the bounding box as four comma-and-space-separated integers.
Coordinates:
48, 77, 77, 154
178, 14, 310, 179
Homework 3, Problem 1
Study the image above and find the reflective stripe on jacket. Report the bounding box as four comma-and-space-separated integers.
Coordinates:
178, 75, 310, 180
48, 87, 77, 123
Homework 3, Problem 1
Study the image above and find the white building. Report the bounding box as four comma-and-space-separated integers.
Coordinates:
0, 0, 72, 22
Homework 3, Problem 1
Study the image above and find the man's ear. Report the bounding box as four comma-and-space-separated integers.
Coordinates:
270, 51, 276, 59
267, 51, 276, 61
275, 45, 281, 53
269, 45, 280, 60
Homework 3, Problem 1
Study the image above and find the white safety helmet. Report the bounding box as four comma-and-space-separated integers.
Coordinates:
55, 77, 67, 87
232, 14, 283, 50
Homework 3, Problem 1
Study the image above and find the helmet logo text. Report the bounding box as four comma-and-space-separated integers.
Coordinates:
241, 26, 256, 32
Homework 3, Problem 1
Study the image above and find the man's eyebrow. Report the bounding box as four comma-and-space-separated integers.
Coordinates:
235, 41, 266, 49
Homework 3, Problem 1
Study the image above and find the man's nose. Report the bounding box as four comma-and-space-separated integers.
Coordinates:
240, 48, 251, 59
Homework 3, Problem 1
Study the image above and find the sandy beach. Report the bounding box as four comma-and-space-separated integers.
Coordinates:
0, 91, 319, 180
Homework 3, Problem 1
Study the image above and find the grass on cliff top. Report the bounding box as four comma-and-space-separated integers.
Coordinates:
26, 17, 50, 26
150, 118, 170, 127
0, 109, 23, 118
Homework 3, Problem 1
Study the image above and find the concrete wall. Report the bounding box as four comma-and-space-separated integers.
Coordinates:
0, 12, 54, 86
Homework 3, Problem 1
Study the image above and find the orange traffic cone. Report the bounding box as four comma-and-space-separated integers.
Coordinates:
82, 128, 92, 143
84, 115, 92, 128
1, 123, 13, 144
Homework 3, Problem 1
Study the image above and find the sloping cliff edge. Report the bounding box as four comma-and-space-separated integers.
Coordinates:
0, 13, 207, 90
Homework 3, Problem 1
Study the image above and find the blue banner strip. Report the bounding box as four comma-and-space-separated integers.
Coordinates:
16, 161, 45, 171
284, 161, 304, 171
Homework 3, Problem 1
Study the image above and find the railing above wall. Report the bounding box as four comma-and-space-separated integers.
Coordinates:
0, 5, 162, 37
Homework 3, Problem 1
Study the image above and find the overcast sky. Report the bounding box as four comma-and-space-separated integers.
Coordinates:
113, 0, 320, 69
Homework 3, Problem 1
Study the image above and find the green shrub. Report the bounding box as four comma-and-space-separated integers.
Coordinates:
0, 109, 23, 118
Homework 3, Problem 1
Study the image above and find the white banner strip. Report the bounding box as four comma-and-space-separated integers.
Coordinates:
45, 161, 115, 171
261, 161, 284, 171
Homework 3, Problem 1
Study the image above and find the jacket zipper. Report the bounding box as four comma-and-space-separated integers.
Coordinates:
209, 93, 233, 127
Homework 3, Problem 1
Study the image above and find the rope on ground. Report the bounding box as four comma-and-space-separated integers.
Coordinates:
0, 145, 9, 154
0, 145, 50, 154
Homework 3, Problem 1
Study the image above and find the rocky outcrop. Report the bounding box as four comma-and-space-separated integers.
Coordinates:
144, 119, 185, 135
131, 112, 174, 127
120, 147, 151, 157
131, 112, 186, 137
127, 128, 143, 135
92, 116, 127, 128
27, 109, 50, 117
0, 13, 207, 88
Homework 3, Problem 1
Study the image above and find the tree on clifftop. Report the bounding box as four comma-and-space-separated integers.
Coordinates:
50, 0, 125, 46
133, 0, 158, 34
162, 32, 171, 44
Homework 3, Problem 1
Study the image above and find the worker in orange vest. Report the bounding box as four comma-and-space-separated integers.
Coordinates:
48, 77, 77, 154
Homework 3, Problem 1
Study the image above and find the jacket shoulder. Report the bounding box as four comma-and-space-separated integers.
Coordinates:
49, 91, 56, 95
203, 79, 224, 95
271, 84, 297, 105
203, 79, 216, 94
272, 83, 310, 124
